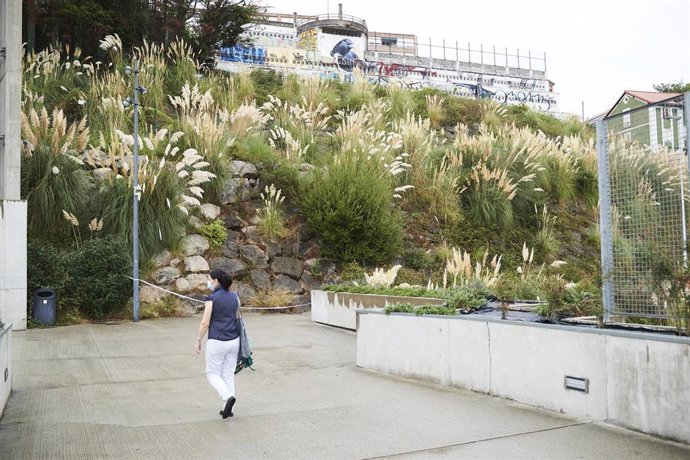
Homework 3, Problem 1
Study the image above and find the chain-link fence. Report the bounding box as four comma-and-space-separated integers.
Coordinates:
598, 93, 689, 323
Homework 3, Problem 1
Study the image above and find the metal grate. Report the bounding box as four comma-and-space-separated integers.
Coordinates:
598, 93, 689, 322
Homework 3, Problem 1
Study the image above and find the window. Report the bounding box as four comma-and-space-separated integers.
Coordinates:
623, 108, 631, 128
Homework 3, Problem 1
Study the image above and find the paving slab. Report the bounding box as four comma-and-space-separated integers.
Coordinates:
1, 313, 688, 459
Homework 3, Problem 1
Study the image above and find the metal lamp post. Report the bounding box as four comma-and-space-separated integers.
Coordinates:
124, 61, 147, 322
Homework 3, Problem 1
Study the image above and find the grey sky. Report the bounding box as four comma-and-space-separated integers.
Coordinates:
266, 0, 689, 118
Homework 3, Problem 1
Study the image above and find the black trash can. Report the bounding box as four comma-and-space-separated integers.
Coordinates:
33, 288, 57, 326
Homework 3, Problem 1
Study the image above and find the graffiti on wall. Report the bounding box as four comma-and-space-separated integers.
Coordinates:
298, 28, 318, 51
219, 44, 266, 64
491, 90, 556, 110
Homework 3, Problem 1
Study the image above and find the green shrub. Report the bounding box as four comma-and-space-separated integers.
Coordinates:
199, 219, 228, 249
140, 297, 183, 319
445, 286, 487, 312
395, 267, 429, 286
66, 236, 132, 320
338, 263, 366, 283
384, 303, 456, 316
402, 247, 433, 270
251, 69, 283, 105
322, 283, 446, 299
300, 153, 404, 265
538, 275, 569, 319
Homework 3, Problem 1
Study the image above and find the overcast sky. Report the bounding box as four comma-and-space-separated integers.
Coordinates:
265, 0, 689, 118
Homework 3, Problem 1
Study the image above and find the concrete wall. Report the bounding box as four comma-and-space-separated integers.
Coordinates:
311, 289, 446, 330
356, 311, 690, 443
0, 325, 12, 418
0, 201, 27, 330
0, 0, 26, 331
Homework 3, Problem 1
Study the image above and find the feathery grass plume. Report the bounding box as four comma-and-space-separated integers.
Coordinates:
444, 248, 502, 288
386, 83, 414, 121
88, 217, 104, 232
62, 209, 82, 247
257, 184, 288, 241
166, 38, 199, 96
479, 100, 507, 130
169, 82, 236, 201
364, 265, 403, 288
425, 94, 445, 130
534, 204, 558, 257
261, 94, 330, 160
21, 107, 92, 242
234, 69, 256, 103
132, 41, 167, 125
22, 44, 95, 117
97, 130, 214, 261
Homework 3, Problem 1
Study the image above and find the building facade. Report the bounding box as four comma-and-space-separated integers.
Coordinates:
606, 91, 686, 151
217, 5, 561, 114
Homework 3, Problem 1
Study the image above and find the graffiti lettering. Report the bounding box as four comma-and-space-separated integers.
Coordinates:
219, 45, 266, 64
491, 90, 556, 109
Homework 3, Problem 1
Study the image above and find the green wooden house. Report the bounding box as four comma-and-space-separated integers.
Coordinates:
605, 90, 686, 150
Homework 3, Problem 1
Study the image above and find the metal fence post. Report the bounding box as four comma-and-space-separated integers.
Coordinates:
597, 119, 615, 322
685, 92, 690, 261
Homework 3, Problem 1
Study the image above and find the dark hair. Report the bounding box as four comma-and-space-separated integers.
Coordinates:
210, 268, 232, 291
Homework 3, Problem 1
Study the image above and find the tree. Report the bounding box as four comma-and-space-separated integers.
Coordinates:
191, 0, 262, 64
23, 0, 261, 63
653, 81, 690, 93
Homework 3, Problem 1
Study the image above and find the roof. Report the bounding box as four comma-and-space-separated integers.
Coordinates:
624, 90, 682, 104
604, 90, 683, 118
585, 111, 607, 125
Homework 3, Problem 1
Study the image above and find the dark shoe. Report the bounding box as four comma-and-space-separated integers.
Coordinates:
221, 396, 236, 419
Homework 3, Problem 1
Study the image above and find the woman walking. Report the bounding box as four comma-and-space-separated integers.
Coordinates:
195, 268, 241, 419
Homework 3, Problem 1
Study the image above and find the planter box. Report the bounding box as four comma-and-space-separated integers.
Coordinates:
356, 311, 690, 444
0, 324, 12, 419
310, 289, 446, 330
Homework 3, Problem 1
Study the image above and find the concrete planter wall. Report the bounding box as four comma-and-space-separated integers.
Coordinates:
311, 289, 447, 330
356, 311, 690, 444
0, 324, 12, 418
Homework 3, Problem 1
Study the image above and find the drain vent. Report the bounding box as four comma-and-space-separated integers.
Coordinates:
564, 375, 589, 393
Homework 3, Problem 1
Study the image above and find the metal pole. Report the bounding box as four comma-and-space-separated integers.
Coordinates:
443, 39, 446, 62
493, 45, 496, 66
132, 60, 141, 323
684, 92, 690, 262
679, 141, 688, 266
544, 52, 547, 76
597, 119, 615, 322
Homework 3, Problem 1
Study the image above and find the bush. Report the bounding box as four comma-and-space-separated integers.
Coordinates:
445, 286, 487, 312
402, 247, 433, 270
199, 219, 228, 249
322, 283, 446, 299
300, 153, 404, 265
395, 267, 429, 286
66, 236, 132, 320
338, 262, 366, 283
384, 303, 456, 316
140, 297, 184, 319
250, 290, 294, 307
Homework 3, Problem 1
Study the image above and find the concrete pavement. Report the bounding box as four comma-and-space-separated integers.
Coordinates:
0, 313, 688, 459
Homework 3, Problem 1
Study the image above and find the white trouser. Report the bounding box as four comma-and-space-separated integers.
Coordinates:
205, 338, 240, 401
